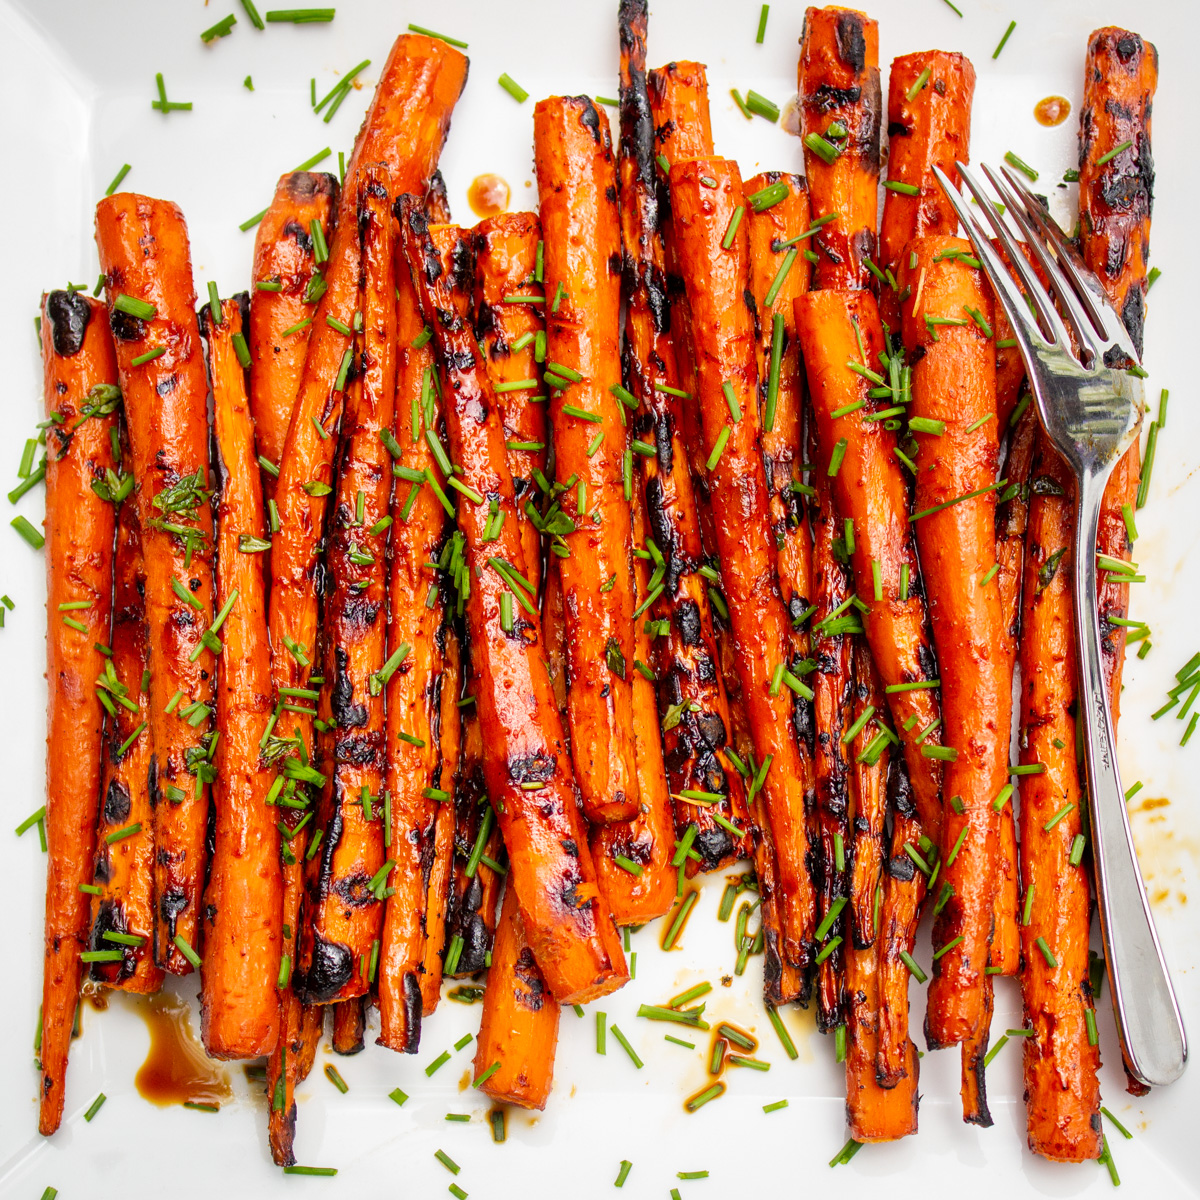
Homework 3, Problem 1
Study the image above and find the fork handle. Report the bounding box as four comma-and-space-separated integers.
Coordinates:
1074, 472, 1187, 1087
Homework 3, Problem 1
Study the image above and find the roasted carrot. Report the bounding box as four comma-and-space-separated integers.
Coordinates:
95, 194, 216, 976
199, 295, 282, 1058
808, 457, 854, 1032
1079, 27, 1157, 725
897, 236, 1011, 1124
533, 96, 640, 826
88, 490, 163, 1000
248, 170, 338, 493
848, 644, 887, 953
398, 205, 628, 1004
472, 883, 561, 1109
793, 289, 944, 843
471, 212, 548, 595
647, 60, 715, 493
296, 165, 396, 1005
798, 6, 882, 291
38, 291, 121, 1135
444, 697, 505, 978
267, 981, 323, 1166
331, 998, 365, 1056
1016, 436, 1102, 1162
668, 157, 817, 973
878, 51, 975, 330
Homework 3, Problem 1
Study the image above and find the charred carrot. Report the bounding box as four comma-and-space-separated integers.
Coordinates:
879, 51, 975, 330
95, 194, 216, 975
793, 289, 944, 844
248, 170, 338, 493
797, 6, 882, 291
200, 295, 282, 1058
848, 644, 887, 953
1016, 436, 1102, 1162
898, 237, 1011, 1125
471, 212, 548, 595
473, 883, 561, 1109
1079, 27, 1157, 722
38, 291, 121, 1134
398, 206, 628, 1004
297, 166, 396, 1005
331, 998, 365, 1056
88, 491, 163, 1000
669, 157, 817, 973
533, 96, 640, 826
612, 0, 744, 903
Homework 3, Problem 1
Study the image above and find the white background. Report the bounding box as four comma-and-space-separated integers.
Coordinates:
0, 1, 1197, 1196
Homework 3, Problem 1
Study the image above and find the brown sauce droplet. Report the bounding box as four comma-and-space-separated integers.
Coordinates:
468, 174, 511, 219
134, 991, 232, 1109
1034, 95, 1071, 127
82, 981, 109, 1011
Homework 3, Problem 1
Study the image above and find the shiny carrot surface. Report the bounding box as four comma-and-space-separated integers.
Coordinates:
39, 291, 120, 1134
398, 205, 628, 1004
797, 6, 882, 290
95, 194, 216, 976
534, 96, 640, 826
200, 296, 282, 1059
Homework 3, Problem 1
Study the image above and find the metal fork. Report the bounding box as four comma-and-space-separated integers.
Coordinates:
933, 161, 1187, 1088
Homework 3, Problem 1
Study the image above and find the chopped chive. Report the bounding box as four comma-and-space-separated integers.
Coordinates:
706, 425, 732, 473
283, 1167, 337, 1177
425, 1050, 451, 1077
498, 73, 528, 103
609, 1023, 643, 1068
993, 19, 1016, 58
905, 67, 931, 100
899, 950, 927, 983
173, 933, 202, 969
131, 346, 166, 367
388, 1086, 408, 1107
1096, 139, 1133, 168
1035, 936, 1058, 968
910, 479, 1006, 522
104, 163, 132, 196
324, 1063, 348, 1094
407, 22, 468, 48
764, 248, 798, 307
265, 8, 337, 23
730, 88, 753, 120
83, 1093, 107, 1122
1044, 802, 1075, 831
684, 1083, 725, 1113
883, 179, 920, 196
744, 90, 780, 122
200, 14, 238, 43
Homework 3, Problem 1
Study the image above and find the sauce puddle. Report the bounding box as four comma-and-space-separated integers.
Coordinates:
468, 174, 511, 218
1034, 95, 1071, 127
134, 990, 232, 1109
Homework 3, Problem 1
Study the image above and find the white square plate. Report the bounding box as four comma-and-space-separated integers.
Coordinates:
1, 1, 1197, 1196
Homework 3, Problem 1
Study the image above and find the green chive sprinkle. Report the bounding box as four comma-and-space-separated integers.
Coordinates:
745, 90, 780, 123
265, 9, 336, 23
755, 3, 769, 42
993, 20, 1016, 58
499, 73, 528, 103
105, 163, 132, 196
83, 1093, 107, 1122
1003, 151, 1038, 182
1096, 139, 1133, 168
407, 23, 467, 48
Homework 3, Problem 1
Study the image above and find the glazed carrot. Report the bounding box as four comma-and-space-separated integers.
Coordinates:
398, 206, 628, 1005
296, 166, 396, 1005
793, 289, 944, 844
1078, 27, 1158, 723
647, 60, 714, 492
88, 492, 163, 1000
331, 998, 365, 1056
248, 170, 338, 491
808, 460, 854, 1032
199, 296, 282, 1059
1016, 436, 1102, 1162
267, 983, 324, 1166
38, 291, 120, 1135
95, 194, 216, 975
844, 694, 918, 1141
613, 0, 745, 899
879, 51, 975, 329
424, 168, 452, 224
898, 236, 1011, 1124
445, 700, 504, 978
797, 6, 882, 291
417, 622, 463, 1005
533, 97, 640, 826
472, 883, 561, 1109
471, 212, 548, 594
874, 759, 926, 1089
668, 156, 817, 973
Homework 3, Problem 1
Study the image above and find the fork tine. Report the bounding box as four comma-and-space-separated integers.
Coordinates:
951, 161, 1076, 354
998, 166, 1140, 364
983, 164, 1106, 367
930, 165, 1049, 361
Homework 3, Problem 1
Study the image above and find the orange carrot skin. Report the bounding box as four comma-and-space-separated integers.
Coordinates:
898, 239, 1010, 1086
89, 495, 163, 1000
471, 212, 548, 595
376, 199, 454, 1052
1017, 437, 1102, 1162
298, 167, 397, 1005
534, 97, 640, 826
669, 156, 817, 972
1079, 27, 1157, 724
794, 289, 944, 846
38, 292, 120, 1135
331, 998, 366, 1055
200, 297, 282, 1059
249, 170, 339, 486
798, 6, 882, 291
879, 51, 975, 328
648, 62, 714, 164
95, 194, 216, 976
473, 883, 561, 1109
398, 206, 628, 1005
848, 643, 887, 951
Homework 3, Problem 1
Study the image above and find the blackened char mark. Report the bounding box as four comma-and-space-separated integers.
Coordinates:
507, 751, 555, 786
282, 220, 313, 254
807, 84, 862, 113
109, 308, 146, 343
835, 11, 867, 74
576, 96, 603, 144
398, 972, 423, 1052
514, 946, 547, 1010
89, 899, 134, 984
299, 934, 354, 1003
888, 753, 916, 820
1121, 287, 1146, 359
331, 646, 367, 727
693, 824, 734, 869
46, 289, 92, 357
104, 778, 132, 825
